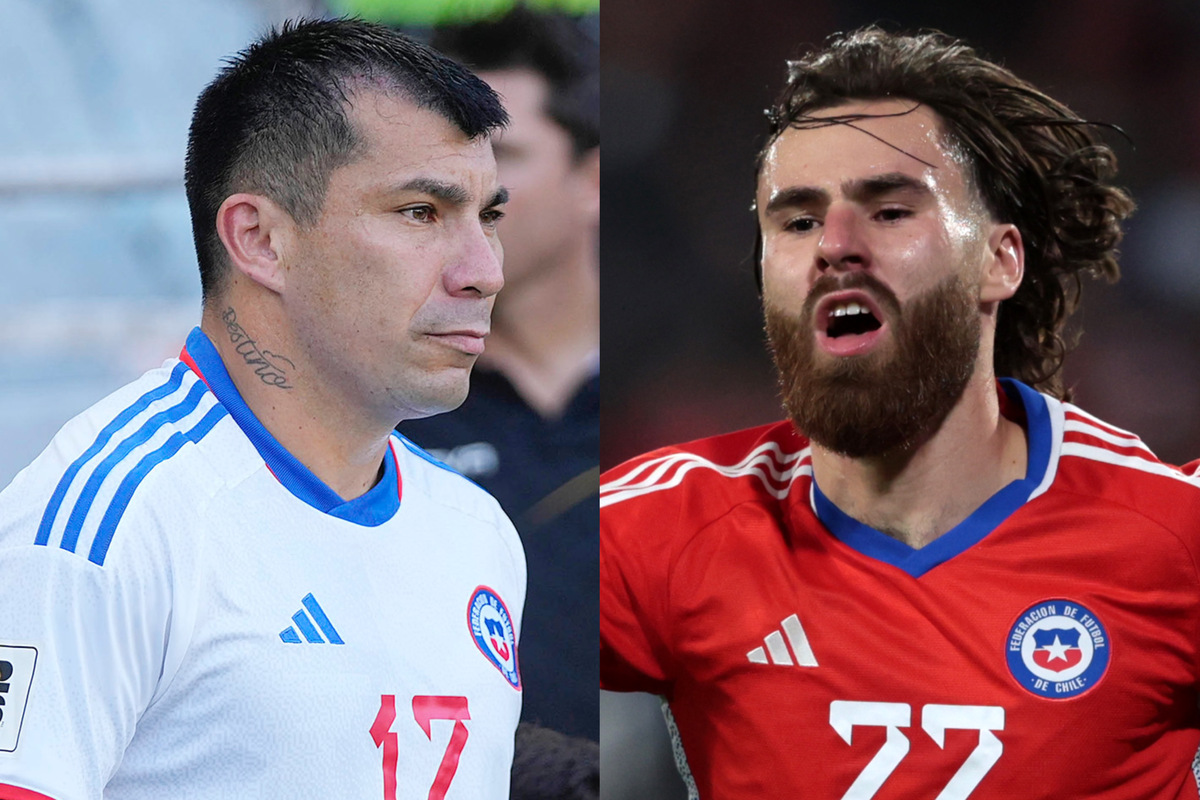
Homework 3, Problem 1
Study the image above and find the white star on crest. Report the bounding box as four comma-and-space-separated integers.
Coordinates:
1041, 635, 1073, 662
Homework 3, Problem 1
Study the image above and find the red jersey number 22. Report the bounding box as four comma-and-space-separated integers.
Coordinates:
371, 694, 470, 800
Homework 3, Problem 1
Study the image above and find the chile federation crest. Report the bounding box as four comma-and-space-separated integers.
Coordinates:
468, 586, 521, 690
1006, 599, 1110, 700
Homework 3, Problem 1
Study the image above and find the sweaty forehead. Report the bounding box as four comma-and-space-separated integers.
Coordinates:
758, 98, 970, 196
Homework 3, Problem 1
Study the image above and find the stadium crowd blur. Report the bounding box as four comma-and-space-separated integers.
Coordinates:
602, 1, 1200, 797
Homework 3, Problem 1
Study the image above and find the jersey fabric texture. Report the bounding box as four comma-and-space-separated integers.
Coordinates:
401, 366, 599, 740
0, 328, 526, 800
600, 378, 1200, 799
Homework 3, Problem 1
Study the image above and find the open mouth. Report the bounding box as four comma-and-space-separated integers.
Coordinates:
826, 301, 882, 338
812, 292, 890, 357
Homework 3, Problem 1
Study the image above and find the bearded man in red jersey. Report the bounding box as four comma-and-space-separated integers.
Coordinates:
602, 27, 1200, 800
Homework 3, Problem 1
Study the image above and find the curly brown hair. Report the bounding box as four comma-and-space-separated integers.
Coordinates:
756, 27, 1135, 399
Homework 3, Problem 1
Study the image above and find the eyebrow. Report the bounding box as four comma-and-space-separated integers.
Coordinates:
763, 172, 933, 216
487, 186, 510, 208
398, 177, 470, 205
395, 178, 508, 209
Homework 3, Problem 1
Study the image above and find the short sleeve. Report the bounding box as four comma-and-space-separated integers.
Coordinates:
0, 543, 169, 799
599, 493, 677, 697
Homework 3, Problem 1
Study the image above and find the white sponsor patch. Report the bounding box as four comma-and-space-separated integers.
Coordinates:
0, 645, 38, 752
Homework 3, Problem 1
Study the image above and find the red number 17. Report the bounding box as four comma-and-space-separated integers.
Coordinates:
370, 694, 471, 800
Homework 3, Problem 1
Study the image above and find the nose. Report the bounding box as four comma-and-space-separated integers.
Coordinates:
815, 204, 868, 273
445, 222, 504, 298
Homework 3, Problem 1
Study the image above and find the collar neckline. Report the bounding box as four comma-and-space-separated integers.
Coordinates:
181, 327, 401, 526
811, 378, 1050, 577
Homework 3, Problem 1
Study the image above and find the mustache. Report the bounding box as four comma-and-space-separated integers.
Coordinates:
801, 271, 902, 321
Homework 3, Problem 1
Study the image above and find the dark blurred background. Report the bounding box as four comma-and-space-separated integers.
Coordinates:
603, 0, 1200, 472
601, 1, 1200, 796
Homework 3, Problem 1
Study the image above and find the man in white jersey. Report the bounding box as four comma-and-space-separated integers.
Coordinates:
0, 18, 524, 800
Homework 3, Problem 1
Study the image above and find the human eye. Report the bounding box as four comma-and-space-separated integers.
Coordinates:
784, 215, 820, 233
398, 204, 437, 223
874, 206, 912, 223
480, 207, 506, 228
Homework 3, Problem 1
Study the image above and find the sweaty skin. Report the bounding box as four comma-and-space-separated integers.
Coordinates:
757, 99, 1026, 548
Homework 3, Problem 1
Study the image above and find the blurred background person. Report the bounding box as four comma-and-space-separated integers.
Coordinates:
602, 1, 1200, 797
399, 6, 601, 744
340, 3, 602, 796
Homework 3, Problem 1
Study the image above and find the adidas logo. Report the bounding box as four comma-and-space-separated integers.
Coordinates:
279, 593, 344, 645
747, 613, 818, 667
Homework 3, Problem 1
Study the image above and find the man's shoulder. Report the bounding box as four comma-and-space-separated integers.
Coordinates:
1054, 401, 1197, 485
601, 420, 808, 523
392, 432, 514, 521
1051, 399, 1200, 530
0, 359, 237, 566
391, 432, 526, 581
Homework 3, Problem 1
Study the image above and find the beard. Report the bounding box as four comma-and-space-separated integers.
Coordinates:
765, 271, 981, 458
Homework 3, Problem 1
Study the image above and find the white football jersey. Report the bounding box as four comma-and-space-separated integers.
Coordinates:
0, 328, 526, 800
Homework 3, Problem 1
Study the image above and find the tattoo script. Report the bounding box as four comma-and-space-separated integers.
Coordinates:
223, 307, 296, 389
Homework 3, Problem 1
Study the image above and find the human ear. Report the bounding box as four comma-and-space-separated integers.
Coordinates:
215, 193, 291, 295
979, 223, 1024, 303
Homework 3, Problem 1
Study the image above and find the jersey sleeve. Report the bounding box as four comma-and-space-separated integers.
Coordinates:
599, 468, 680, 697
0, 485, 172, 799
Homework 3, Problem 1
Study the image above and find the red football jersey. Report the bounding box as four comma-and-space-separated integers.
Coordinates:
601, 379, 1200, 798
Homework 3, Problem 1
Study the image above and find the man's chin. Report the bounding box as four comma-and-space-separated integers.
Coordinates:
786, 384, 923, 458
394, 377, 471, 422
800, 420, 920, 460
769, 270, 982, 461
806, 349, 895, 385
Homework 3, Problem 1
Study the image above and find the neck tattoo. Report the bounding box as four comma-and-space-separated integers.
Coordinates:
222, 306, 296, 389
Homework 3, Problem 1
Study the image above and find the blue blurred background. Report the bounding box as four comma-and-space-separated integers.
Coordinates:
0, 0, 594, 487
0, 0, 321, 485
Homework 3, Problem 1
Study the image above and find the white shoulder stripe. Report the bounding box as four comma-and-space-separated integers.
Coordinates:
1063, 403, 1141, 440
1060, 442, 1200, 487
601, 444, 811, 507
602, 441, 805, 492
1063, 418, 1153, 455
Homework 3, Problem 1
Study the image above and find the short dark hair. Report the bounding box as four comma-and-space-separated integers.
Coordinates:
757, 27, 1135, 399
185, 17, 508, 301
431, 7, 599, 157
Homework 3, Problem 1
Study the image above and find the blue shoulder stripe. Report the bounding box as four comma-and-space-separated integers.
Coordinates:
59, 379, 208, 554
88, 403, 228, 566
35, 362, 190, 547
